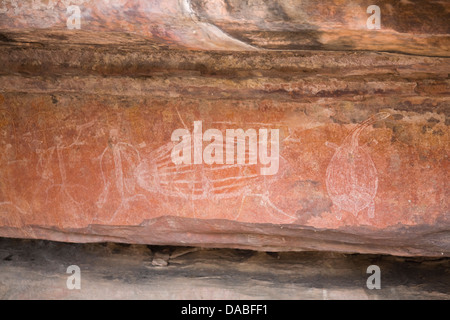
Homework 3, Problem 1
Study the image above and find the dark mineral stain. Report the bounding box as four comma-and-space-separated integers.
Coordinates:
432, 129, 444, 136
427, 117, 440, 124
421, 125, 432, 134
266, 1, 290, 22
3, 254, 13, 261
45, 33, 69, 41
0, 33, 15, 43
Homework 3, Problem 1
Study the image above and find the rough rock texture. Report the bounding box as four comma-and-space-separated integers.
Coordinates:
0, 1, 449, 257
0, 0, 449, 55
1, 238, 449, 300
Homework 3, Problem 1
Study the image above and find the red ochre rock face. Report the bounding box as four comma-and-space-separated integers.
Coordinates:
0, 92, 447, 257
0, 0, 448, 256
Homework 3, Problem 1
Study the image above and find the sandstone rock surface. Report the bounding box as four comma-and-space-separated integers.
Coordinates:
0, 1, 448, 257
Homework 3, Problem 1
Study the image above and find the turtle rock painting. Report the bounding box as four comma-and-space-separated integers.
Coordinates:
325, 112, 390, 220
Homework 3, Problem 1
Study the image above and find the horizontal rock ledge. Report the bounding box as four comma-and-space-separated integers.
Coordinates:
1, 215, 449, 257
0, 32, 448, 257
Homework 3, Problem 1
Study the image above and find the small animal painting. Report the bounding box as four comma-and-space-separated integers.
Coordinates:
325, 112, 390, 220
